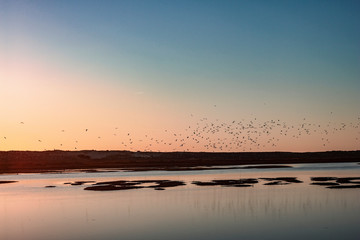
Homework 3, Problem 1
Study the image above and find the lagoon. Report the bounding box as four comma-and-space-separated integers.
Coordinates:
1, 163, 360, 240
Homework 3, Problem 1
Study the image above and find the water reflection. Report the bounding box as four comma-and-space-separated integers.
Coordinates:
0, 165, 360, 240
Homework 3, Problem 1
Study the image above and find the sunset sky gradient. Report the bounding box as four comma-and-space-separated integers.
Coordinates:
1, 0, 359, 152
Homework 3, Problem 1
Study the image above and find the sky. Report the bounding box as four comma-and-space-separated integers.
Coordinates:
1, 0, 359, 152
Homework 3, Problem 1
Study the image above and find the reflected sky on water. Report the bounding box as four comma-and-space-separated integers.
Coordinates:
1, 163, 360, 240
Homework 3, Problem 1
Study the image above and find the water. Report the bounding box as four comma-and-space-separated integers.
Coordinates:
1, 163, 360, 240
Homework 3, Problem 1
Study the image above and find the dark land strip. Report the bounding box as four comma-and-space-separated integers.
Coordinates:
0, 150, 359, 174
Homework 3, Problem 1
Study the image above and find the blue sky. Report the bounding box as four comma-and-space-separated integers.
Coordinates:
1, 0, 359, 151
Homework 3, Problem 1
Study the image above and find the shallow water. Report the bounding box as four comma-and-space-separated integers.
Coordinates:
1, 163, 360, 240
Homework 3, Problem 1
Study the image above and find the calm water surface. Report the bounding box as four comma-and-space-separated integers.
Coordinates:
1, 163, 360, 240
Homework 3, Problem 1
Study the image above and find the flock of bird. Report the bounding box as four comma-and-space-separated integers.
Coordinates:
1, 114, 360, 152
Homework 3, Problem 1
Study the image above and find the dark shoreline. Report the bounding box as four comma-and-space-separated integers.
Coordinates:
0, 150, 359, 174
